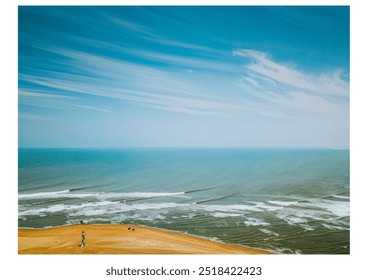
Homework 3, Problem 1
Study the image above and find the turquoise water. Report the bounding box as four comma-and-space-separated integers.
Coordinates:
18, 148, 349, 254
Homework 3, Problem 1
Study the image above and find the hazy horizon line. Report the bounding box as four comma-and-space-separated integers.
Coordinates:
18, 146, 350, 150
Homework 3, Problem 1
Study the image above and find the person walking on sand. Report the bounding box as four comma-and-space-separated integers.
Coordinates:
81, 230, 86, 247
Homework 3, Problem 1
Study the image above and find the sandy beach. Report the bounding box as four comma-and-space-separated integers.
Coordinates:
18, 224, 272, 254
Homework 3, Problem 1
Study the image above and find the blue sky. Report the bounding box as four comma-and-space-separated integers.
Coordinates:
18, 6, 349, 148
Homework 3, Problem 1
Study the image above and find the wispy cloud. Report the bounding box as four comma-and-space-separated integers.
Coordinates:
108, 15, 216, 53
18, 6, 349, 148
19, 46, 349, 120
18, 89, 111, 113
233, 49, 349, 116
234, 49, 349, 97
18, 90, 74, 99
19, 48, 241, 116
18, 113, 53, 121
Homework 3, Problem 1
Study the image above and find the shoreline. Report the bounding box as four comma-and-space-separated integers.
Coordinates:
18, 224, 274, 254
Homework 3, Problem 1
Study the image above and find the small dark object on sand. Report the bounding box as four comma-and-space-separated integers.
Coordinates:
128, 227, 131, 230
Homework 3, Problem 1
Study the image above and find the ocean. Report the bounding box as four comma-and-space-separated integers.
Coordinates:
18, 148, 350, 254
